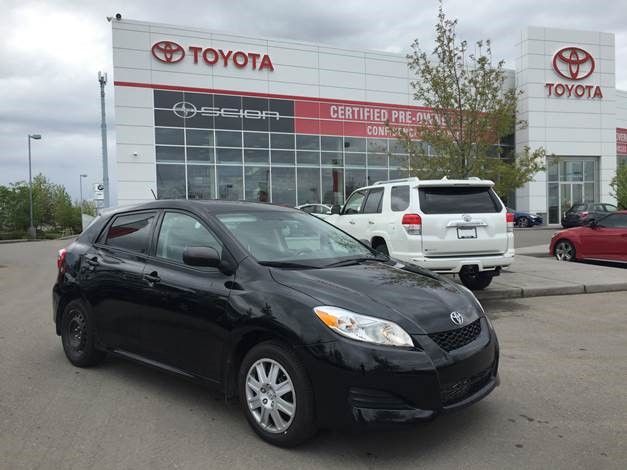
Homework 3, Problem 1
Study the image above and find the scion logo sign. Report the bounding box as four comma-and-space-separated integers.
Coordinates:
553, 47, 595, 80
172, 101, 280, 120
545, 46, 603, 99
151, 40, 274, 71
152, 41, 186, 63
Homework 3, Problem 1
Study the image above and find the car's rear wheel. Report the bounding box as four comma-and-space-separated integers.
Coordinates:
239, 341, 316, 447
60, 299, 107, 367
517, 216, 530, 228
373, 241, 389, 256
459, 269, 494, 290
554, 240, 576, 261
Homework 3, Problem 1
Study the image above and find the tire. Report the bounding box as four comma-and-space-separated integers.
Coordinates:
60, 299, 107, 367
459, 270, 494, 290
373, 241, 389, 256
238, 341, 317, 447
517, 216, 530, 228
554, 240, 576, 262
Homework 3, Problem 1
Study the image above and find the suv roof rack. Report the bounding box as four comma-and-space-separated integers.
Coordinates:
374, 177, 420, 185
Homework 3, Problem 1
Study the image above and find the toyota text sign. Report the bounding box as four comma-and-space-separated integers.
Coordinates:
545, 46, 602, 99
151, 40, 274, 71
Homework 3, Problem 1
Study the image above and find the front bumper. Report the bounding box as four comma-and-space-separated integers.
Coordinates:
298, 317, 499, 428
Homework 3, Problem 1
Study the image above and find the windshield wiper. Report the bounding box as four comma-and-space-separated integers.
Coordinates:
324, 255, 387, 268
258, 261, 319, 269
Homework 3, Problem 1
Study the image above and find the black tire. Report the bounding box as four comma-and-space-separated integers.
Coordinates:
459, 270, 494, 290
373, 241, 389, 256
554, 239, 576, 262
238, 341, 317, 447
60, 299, 107, 367
517, 216, 530, 228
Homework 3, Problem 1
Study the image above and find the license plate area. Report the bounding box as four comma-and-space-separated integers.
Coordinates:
457, 227, 477, 239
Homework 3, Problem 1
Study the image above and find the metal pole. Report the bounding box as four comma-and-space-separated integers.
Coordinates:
98, 72, 110, 208
28, 136, 35, 239
79, 176, 84, 212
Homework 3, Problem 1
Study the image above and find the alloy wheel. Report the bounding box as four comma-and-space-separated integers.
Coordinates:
555, 241, 574, 261
245, 358, 296, 434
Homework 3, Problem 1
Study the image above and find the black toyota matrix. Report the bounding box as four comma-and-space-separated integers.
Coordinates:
53, 200, 499, 446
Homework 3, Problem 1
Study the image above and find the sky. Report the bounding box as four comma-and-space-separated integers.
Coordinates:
1, 0, 626, 203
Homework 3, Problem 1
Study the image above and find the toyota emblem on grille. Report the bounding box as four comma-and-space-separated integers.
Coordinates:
172, 101, 197, 119
152, 41, 186, 63
450, 311, 464, 326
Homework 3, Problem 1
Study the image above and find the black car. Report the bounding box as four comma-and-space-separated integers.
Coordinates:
561, 203, 617, 228
53, 200, 499, 447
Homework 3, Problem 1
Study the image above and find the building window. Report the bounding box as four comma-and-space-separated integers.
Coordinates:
271, 167, 296, 206
245, 167, 270, 202
187, 165, 215, 199
297, 167, 321, 204
156, 146, 184, 163
217, 166, 243, 200
322, 168, 344, 205
547, 156, 598, 224
157, 164, 186, 199
156, 128, 184, 145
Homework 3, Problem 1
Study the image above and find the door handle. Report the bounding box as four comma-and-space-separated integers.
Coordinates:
144, 271, 161, 283
349, 220, 356, 225
86, 256, 99, 266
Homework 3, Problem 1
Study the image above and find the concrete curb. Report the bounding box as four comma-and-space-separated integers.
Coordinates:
476, 282, 627, 301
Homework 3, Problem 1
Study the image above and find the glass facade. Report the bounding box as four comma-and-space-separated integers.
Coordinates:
547, 156, 598, 224
153, 90, 414, 205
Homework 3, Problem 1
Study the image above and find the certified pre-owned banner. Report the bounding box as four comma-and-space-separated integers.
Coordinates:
141, 84, 436, 139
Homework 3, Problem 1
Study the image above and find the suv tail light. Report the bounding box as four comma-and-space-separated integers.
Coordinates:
402, 213, 422, 235
57, 248, 67, 272
506, 212, 514, 233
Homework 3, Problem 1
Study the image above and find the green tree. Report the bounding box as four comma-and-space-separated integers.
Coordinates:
610, 164, 627, 209
390, 1, 546, 200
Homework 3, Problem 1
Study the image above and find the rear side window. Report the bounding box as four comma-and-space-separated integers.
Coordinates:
600, 213, 627, 228
363, 188, 384, 214
391, 186, 410, 211
418, 187, 502, 214
104, 212, 156, 253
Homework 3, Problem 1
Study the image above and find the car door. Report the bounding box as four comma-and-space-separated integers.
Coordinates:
141, 210, 234, 381
330, 189, 368, 237
81, 210, 157, 353
361, 187, 385, 242
591, 213, 627, 261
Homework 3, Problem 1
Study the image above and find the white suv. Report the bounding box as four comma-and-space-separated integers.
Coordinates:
326, 177, 515, 290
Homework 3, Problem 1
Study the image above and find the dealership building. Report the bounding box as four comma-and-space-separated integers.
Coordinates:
112, 19, 627, 224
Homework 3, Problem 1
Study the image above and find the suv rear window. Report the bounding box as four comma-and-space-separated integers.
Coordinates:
418, 187, 502, 214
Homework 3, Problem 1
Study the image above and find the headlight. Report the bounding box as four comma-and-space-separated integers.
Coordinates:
313, 306, 414, 347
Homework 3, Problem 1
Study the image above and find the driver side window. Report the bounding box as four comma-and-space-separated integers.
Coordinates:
342, 190, 366, 215
156, 212, 222, 264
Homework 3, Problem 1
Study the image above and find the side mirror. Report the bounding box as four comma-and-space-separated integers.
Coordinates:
360, 239, 371, 247
331, 204, 341, 215
183, 246, 220, 267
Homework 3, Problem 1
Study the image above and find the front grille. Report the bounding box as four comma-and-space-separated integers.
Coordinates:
429, 319, 482, 352
348, 387, 413, 410
440, 366, 492, 406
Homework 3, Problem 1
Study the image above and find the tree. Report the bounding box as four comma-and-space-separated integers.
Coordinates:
610, 164, 627, 210
390, 1, 546, 200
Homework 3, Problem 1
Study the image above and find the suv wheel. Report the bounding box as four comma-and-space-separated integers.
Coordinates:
459, 270, 494, 290
61, 299, 107, 367
239, 341, 316, 447
373, 241, 389, 256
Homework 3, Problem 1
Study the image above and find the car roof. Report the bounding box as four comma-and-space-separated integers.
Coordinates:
353, 177, 494, 193
104, 200, 297, 217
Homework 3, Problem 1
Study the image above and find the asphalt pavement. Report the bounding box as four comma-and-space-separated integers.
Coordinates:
1, 240, 626, 469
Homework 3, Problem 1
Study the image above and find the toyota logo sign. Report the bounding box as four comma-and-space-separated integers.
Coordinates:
450, 311, 464, 326
552, 47, 595, 81
152, 41, 186, 63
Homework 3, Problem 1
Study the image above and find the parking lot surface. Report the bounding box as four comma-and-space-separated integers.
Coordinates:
1, 240, 626, 469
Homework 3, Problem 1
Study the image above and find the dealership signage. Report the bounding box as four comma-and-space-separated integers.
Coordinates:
151, 40, 274, 71
545, 47, 603, 99
172, 101, 280, 120
618, 128, 627, 155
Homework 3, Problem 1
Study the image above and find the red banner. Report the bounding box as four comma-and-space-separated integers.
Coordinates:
617, 128, 627, 155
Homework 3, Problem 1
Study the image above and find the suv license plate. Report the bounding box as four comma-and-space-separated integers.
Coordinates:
457, 227, 477, 239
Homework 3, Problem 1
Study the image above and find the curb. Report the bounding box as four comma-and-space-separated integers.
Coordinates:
475, 282, 627, 301
0, 235, 77, 245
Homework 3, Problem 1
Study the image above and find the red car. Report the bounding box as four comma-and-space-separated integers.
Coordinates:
550, 211, 627, 263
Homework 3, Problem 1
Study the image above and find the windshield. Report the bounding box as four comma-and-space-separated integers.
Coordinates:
216, 210, 375, 266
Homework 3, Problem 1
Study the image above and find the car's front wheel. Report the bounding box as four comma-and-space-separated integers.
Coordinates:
554, 240, 576, 261
60, 299, 107, 367
239, 341, 317, 447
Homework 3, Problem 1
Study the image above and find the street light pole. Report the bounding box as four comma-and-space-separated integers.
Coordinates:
98, 71, 110, 208
27, 134, 42, 239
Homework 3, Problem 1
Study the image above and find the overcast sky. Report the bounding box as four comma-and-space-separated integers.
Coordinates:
1, 0, 626, 202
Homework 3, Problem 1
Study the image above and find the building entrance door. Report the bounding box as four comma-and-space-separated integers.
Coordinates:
547, 157, 598, 224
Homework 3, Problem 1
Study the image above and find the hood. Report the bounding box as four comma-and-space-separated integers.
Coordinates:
270, 261, 481, 334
